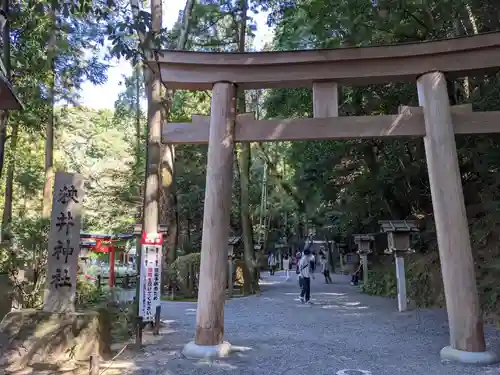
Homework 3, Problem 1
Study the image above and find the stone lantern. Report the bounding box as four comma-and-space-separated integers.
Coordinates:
353, 234, 374, 285
379, 220, 419, 312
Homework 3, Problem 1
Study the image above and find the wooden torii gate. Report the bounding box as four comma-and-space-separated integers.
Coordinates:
146, 32, 500, 364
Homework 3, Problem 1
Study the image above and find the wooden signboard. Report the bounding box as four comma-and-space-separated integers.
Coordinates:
138, 233, 163, 323
43, 172, 84, 312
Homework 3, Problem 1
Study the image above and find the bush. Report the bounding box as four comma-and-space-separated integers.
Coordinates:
76, 278, 106, 306
360, 266, 397, 297
360, 252, 445, 309
76, 279, 135, 342
1, 217, 50, 309
167, 253, 201, 298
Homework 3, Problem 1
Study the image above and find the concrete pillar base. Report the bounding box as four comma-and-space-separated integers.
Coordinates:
440, 346, 499, 365
182, 341, 232, 359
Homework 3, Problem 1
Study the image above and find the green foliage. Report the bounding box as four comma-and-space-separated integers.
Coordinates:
75, 280, 135, 342
361, 267, 397, 298
361, 253, 444, 308
76, 278, 105, 306
56, 107, 139, 232
0, 217, 50, 308
5, 106, 140, 233
167, 253, 201, 298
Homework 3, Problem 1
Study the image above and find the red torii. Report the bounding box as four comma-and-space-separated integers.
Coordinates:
80, 233, 127, 287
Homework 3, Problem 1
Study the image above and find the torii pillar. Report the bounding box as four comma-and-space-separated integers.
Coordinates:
182, 82, 235, 358
418, 71, 498, 364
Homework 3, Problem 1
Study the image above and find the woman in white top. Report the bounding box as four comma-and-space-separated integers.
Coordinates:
320, 255, 332, 284
282, 255, 290, 280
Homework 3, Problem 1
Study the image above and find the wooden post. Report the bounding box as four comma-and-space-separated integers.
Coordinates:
417, 72, 488, 356
134, 0, 163, 349
228, 258, 233, 298
109, 246, 115, 287
313, 83, 339, 276
89, 354, 100, 375
227, 245, 234, 298
195, 82, 236, 346
153, 305, 161, 335
394, 253, 407, 312
361, 255, 368, 285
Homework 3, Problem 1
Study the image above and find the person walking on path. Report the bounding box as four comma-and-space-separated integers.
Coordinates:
283, 255, 290, 281
320, 254, 332, 284
299, 248, 315, 304
268, 252, 277, 276
349, 251, 361, 285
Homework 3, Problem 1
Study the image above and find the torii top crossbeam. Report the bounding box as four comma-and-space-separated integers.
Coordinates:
145, 32, 500, 90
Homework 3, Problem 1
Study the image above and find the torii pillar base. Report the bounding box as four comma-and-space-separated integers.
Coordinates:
182, 341, 232, 359
440, 346, 498, 365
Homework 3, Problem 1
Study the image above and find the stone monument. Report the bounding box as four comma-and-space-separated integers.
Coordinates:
44, 172, 84, 312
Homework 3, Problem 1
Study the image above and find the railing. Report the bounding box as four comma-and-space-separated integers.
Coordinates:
93, 274, 138, 289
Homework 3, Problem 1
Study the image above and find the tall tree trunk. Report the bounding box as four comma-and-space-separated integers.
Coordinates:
2, 123, 16, 238
0, 0, 9, 182
134, 58, 143, 222
258, 143, 305, 212
130, 0, 162, 234
159, 0, 195, 288
0, 121, 6, 183
142, 0, 162, 234
1, 0, 12, 241
42, 5, 57, 219
236, 0, 256, 294
159, 141, 177, 282
130, 0, 162, 345
177, 0, 195, 47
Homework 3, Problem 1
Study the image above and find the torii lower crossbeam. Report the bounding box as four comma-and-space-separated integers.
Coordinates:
162, 107, 500, 144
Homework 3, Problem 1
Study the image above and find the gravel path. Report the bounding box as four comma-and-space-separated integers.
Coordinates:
118, 272, 500, 375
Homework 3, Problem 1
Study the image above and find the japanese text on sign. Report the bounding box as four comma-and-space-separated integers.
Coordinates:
138, 233, 163, 322
44, 172, 84, 312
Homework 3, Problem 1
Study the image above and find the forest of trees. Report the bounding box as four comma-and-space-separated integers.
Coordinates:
0, 0, 500, 321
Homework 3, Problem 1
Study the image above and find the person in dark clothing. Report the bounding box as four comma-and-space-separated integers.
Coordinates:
349, 252, 361, 286
351, 260, 362, 285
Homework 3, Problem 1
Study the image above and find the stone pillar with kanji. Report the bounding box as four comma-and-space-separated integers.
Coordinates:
44, 172, 84, 312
